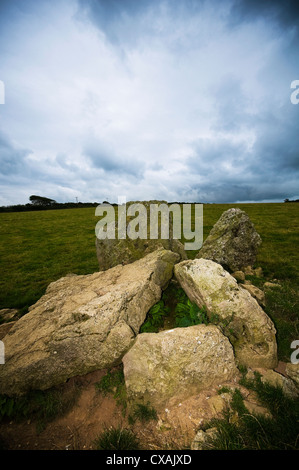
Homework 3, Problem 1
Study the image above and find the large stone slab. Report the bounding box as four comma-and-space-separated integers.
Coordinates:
96, 200, 187, 271
174, 259, 277, 369
0, 249, 179, 396
122, 324, 238, 409
196, 208, 261, 271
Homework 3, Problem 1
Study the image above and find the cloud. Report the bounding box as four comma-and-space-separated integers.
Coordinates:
0, 0, 298, 205
83, 138, 145, 177
229, 0, 299, 29
0, 131, 32, 177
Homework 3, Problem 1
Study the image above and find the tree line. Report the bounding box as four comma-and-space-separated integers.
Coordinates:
0, 195, 100, 213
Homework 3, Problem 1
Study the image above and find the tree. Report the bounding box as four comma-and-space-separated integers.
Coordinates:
29, 195, 57, 206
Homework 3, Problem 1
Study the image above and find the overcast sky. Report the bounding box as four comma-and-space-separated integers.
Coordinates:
0, 0, 298, 205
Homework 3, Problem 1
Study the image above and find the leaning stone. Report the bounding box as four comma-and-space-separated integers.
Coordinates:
174, 259, 278, 369
196, 208, 261, 272
0, 249, 179, 396
122, 324, 238, 410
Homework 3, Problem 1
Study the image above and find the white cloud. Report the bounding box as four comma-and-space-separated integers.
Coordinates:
0, 0, 298, 205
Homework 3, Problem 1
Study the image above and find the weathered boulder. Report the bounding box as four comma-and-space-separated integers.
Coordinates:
174, 259, 277, 369
0, 249, 179, 396
196, 208, 261, 271
96, 200, 187, 271
122, 324, 238, 409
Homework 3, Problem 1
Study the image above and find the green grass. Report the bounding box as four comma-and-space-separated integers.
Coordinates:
0, 208, 99, 314
95, 367, 127, 414
202, 371, 299, 450
191, 203, 299, 283
94, 425, 141, 450
129, 403, 158, 424
0, 384, 79, 433
0, 203, 298, 360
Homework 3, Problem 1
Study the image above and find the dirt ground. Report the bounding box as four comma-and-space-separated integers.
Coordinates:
0, 363, 288, 451
0, 370, 230, 451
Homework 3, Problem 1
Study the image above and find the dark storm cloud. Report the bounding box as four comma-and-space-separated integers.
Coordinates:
77, 0, 208, 46
1, 0, 298, 204
0, 131, 32, 177
185, 100, 299, 203
83, 141, 145, 178
253, 107, 299, 174
77, 0, 154, 44
230, 0, 299, 29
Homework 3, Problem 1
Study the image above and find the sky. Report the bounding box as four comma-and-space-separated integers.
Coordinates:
0, 0, 298, 205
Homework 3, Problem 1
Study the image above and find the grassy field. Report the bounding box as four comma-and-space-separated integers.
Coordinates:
0, 202, 298, 360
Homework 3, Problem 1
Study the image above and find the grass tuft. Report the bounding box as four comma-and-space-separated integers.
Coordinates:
94, 425, 140, 450
0, 385, 79, 432
95, 367, 127, 414
129, 403, 158, 424
201, 372, 299, 450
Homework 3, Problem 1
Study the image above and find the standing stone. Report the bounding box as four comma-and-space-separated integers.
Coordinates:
122, 324, 238, 409
174, 259, 277, 369
96, 200, 187, 271
196, 208, 261, 271
0, 249, 179, 396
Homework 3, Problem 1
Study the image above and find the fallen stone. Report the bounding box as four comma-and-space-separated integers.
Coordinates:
0, 249, 179, 396
122, 324, 238, 410
196, 208, 261, 272
174, 259, 278, 369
